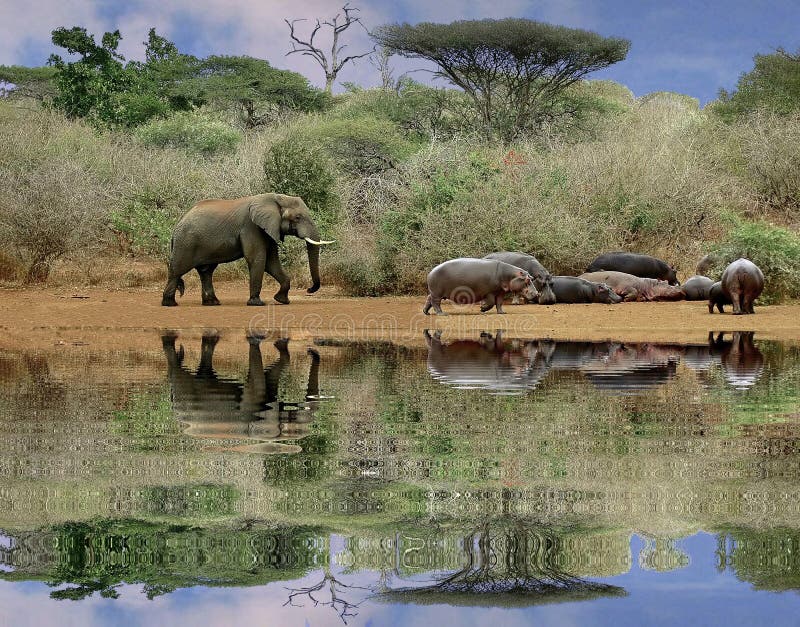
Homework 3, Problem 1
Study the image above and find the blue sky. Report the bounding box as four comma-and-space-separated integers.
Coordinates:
1, 0, 798, 105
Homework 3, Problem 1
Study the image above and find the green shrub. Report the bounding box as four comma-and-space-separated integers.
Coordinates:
299, 115, 415, 176
711, 222, 800, 303
110, 186, 183, 258
134, 111, 241, 154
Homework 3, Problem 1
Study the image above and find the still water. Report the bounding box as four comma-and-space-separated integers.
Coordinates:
0, 330, 799, 626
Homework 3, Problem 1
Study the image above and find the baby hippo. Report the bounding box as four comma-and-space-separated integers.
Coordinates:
424, 258, 538, 315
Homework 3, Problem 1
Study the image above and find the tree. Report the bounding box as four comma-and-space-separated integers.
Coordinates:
185, 55, 328, 128
286, 3, 373, 93
0, 65, 57, 101
714, 48, 800, 121
371, 18, 630, 142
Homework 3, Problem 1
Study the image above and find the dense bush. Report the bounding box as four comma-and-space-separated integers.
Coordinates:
134, 111, 242, 154
710, 222, 800, 303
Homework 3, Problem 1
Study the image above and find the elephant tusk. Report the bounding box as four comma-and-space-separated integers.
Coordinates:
304, 237, 336, 245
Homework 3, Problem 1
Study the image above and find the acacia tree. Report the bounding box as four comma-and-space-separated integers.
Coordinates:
372, 18, 630, 142
285, 3, 373, 93
715, 48, 800, 120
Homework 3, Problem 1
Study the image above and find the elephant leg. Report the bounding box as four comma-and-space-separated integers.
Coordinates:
265, 244, 290, 305
197, 334, 220, 377
197, 264, 220, 306
162, 264, 190, 307
242, 231, 267, 306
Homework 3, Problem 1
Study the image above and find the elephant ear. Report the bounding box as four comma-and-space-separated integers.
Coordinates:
249, 196, 283, 243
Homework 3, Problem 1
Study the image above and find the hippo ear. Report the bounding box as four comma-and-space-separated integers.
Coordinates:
249, 195, 282, 243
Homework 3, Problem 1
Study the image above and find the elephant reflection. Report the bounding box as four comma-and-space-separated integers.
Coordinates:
682, 332, 764, 390
162, 332, 321, 453
424, 330, 550, 394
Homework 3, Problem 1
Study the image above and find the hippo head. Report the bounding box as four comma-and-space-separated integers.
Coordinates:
509, 271, 538, 302
596, 283, 623, 304
653, 281, 686, 301
538, 274, 557, 305
666, 266, 679, 286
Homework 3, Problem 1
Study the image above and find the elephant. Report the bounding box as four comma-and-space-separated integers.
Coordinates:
585, 252, 679, 285
161, 332, 321, 453
423, 258, 538, 315
161, 193, 334, 307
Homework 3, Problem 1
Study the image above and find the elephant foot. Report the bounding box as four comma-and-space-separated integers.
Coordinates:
202, 298, 221, 306
161, 297, 178, 307
273, 293, 290, 305
247, 297, 266, 306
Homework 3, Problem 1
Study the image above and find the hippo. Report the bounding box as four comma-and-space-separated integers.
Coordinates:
715, 258, 765, 315
550, 276, 623, 304
423, 258, 538, 315
579, 271, 685, 301
585, 252, 679, 285
682, 275, 715, 301
483, 251, 557, 305
708, 281, 732, 313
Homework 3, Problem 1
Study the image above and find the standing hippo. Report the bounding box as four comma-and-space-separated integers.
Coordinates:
550, 276, 623, 304
708, 281, 732, 313
713, 258, 765, 315
586, 252, 679, 285
580, 271, 685, 301
682, 275, 715, 301
423, 258, 538, 315
483, 252, 557, 305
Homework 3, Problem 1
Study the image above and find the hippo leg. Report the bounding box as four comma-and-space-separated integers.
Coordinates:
429, 295, 446, 315
423, 294, 432, 315
494, 292, 507, 314
746, 299, 756, 314
480, 294, 496, 313
730, 288, 743, 315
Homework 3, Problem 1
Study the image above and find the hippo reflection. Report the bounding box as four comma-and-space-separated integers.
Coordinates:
424, 330, 550, 394
424, 332, 764, 395
680, 332, 764, 390
162, 332, 322, 453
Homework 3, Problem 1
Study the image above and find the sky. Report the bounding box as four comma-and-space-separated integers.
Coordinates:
1, 0, 799, 105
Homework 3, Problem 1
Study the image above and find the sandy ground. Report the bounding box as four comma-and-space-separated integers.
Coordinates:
1, 281, 798, 350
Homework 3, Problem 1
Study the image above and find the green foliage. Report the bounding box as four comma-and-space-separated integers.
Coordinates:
110, 184, 190, 257
372, 18, 630, 142
133, 110, 242, 154
714, 48, 800, 121
300, 115, 415, 176
0, 65, 57, 101
711, 222, 800, 303
263, 139, 338, 229
184, 56, 329, 128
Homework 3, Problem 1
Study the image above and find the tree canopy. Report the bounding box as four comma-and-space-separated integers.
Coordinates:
714, 48, 800, 121
371, 18, 630, 142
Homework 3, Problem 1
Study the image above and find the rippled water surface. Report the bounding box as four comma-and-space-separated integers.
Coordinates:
1, 330, 799, 626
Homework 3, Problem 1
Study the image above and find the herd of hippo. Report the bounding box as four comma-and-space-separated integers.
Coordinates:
424, 251, 765, 315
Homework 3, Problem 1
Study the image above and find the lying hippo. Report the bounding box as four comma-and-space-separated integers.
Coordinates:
483, 251, 557, 305
682, 275, 715, 300
579, 271, 685, 301
711, 258, 765, 315
550, 276, 623, 304
586, 252, 679, 285
423, 258, 538, 315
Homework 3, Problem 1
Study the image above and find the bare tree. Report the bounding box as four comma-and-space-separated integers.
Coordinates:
284, 568, 371, 624
285, 4, 373, 93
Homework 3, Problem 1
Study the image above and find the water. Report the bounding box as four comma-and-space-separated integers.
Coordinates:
1, 330, 799, 626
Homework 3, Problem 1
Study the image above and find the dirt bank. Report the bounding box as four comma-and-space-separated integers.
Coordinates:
1, 281, 798, 350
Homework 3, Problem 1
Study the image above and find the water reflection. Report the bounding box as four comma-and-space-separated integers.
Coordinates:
163, 332, 322, 453
424, 330, 766, 394
0, 330, 798, 622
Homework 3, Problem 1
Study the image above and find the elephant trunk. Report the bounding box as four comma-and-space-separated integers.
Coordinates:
306, 240, 321, 293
